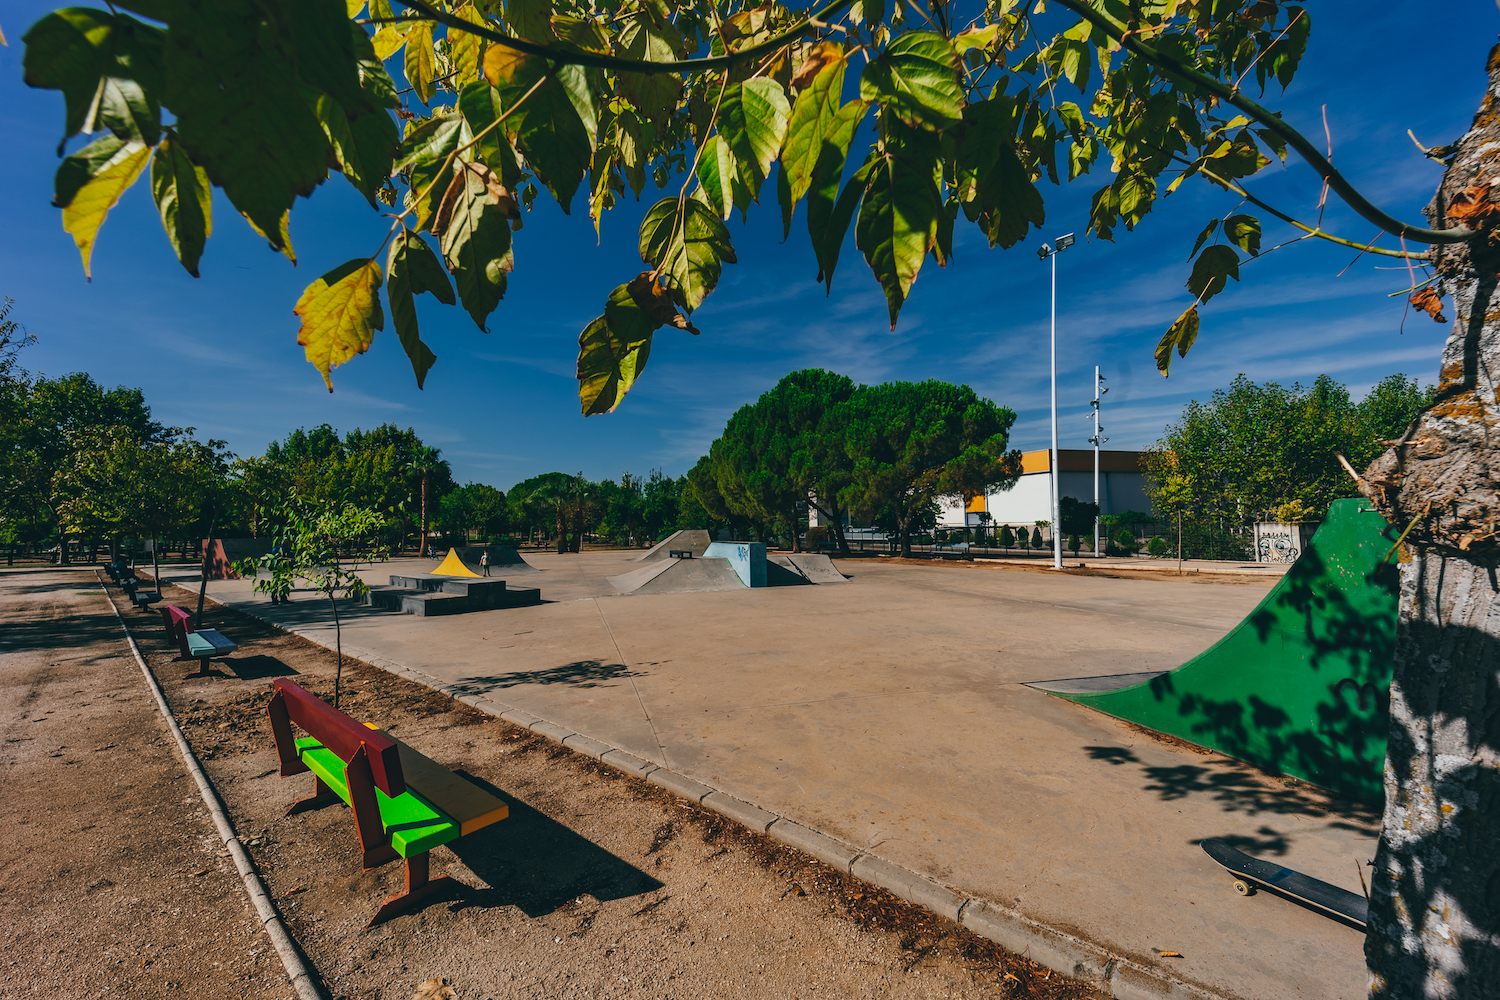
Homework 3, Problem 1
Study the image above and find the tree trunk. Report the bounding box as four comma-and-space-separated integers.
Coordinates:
419, 473, 429, 557
150, 535, 161, 592
1359, 46, 1500, 998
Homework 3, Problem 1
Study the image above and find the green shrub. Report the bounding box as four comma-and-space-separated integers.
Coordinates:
1030, 526, 1044, 549
999, 525, 1014, 549
1147, 536, 1169, 557
805, 526, 830, 550
1114, 529, 1137, 553
1069, 534, 1081, 555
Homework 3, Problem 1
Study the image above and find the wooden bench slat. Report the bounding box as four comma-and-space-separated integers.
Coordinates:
273, 679, 404, 797
362, 725, 508, 836
294, 738, 460, 857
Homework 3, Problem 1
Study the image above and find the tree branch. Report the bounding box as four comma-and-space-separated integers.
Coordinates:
400, 0, 856, 75
1196, 167, 1432, 259
1052, 0, 1473, 246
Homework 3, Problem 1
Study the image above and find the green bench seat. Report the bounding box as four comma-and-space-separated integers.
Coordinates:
293, 737, 459, 857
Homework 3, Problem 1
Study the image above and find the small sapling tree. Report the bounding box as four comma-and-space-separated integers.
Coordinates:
234, 491, 387, 709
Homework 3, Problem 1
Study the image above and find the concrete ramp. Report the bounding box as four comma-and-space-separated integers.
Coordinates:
608, 556, 745, 595
779, 553, 847, 584
453, 544, 540, 573
766, 556, 814, 586
1025, 499, 1397, 804
628, 529, 713, 562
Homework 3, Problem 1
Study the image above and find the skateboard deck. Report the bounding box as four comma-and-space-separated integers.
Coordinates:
1201, 839, 1368, 928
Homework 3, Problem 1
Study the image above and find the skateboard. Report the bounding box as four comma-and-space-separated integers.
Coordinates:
1200, 839, 1368, 928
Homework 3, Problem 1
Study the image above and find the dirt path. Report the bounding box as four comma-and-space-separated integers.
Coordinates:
0, 568, 286, 998
113, 575, 1104, 1000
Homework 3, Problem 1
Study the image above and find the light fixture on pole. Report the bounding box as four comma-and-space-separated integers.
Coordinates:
1089, 370, 1108, 558
1037, 232, 1075, 570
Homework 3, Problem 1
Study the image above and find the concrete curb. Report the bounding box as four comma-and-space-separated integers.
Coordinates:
209, 594, 1230, 1000
100, 577, 326, 1000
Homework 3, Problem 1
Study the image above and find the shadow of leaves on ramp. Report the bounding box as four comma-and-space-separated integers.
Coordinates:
447, 660, 646, 695
446, 771, 662, 918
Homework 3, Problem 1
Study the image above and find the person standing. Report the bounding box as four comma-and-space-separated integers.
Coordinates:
480, 550, 490, 576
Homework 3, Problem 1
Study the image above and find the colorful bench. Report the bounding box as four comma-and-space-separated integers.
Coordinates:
266, 679, 509, 926
159, 603, 238, 675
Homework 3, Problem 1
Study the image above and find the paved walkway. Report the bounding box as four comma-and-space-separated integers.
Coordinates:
171, 552, 1376, 1000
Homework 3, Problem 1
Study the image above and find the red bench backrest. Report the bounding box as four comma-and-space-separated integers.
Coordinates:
269, 679, 405, 798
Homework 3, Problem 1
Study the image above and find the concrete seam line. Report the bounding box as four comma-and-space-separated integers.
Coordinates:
218, 593, 1231, 1000
97, 575, 326, 1000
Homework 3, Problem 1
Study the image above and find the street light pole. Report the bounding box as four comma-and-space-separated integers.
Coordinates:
1037, 233, 1074, 570
1089, 369, 1108, 557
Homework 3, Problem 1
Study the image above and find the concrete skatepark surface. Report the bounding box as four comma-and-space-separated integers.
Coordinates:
175, 552, 1377, 1000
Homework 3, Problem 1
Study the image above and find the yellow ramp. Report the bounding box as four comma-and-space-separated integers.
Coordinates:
431, 548, 480, 577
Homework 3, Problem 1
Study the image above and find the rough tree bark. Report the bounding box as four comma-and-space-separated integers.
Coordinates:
1361, 42, 1500, 999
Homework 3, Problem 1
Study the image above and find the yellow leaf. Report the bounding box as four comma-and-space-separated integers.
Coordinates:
373, 24, 412, 60
346, 0, 366, 14
295, 259, 385, 391
62, 140, 150, 279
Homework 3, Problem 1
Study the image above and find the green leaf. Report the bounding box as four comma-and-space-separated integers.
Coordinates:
295, 258, 385, 391
810, 157, 872, 295
1223, 214, 1261, 256
782, 56, 855, 209
614, 103, 650, 198
457, 82, 524, 188
406, 22, 436, 104
436, 163, 517, 331
447, 5, 489, 89
953, 98, 1044, 249
694, 135, 738, 221
385, 231, 445, 388
484, 46, 595, 213
397, 112, 463, 230
285, 0, 368, 115
616, 12, 684, 129
22, 9, 165, 150
552, 16, 612, 53
719, 79, 792, 201
57, 135, 151, 279
150, 138, 212, 277
639, 196, 737, 312
161, 2, 329, 254
504, 0, 558, 46
577, 280, 656, 416
1155, 305, 1199, 378
952, 23, 1000, 54
313, 93, 398, 208
1187, 244, 1239, 304
860, 32, 963, 131
1189, 219, 1219, 260
856, 131, 943, 328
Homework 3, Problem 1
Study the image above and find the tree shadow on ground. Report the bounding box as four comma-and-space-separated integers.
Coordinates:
445, 771, 662, 918
227, 654, 299, 680
446, 660, 647, 697
0, 614, 123, 654
1082, 744, 1382, 825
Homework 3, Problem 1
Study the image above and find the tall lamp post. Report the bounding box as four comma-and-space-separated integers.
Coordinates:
1089, 368, 1108, 557
1037, 233, 1075, 570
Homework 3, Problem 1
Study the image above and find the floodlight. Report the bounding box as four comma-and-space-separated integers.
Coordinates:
1056, 232, 1076, 250
1037, 243, 1052, 260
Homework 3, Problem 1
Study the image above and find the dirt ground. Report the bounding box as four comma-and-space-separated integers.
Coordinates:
0, 570, 286, 999
15, 569, 1104, 1000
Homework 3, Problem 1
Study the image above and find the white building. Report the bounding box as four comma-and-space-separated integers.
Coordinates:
937, 449, 1153, 529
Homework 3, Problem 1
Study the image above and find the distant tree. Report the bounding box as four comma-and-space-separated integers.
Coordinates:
840, 381, 1021, 557
1029, 525, 1044, 550
999, 525, 1014, 552
1114, 529, 1138, 555
1143, 374, 1431, 525
403, 445, 447, 556
1069, 534, 1081, 556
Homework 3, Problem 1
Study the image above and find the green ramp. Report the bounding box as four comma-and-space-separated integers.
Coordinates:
1027, 499, 1397, 805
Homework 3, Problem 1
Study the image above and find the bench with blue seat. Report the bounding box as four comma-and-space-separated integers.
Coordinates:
160, 603, 238, 675
266, 679, 509, 926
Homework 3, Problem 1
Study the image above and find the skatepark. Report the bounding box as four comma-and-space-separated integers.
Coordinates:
162, 511, 1390, 1000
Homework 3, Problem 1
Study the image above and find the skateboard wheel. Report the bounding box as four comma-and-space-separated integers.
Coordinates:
1233, 879, 1255, 896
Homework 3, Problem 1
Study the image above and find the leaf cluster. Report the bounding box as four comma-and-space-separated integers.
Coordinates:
24, 0, 1331, 405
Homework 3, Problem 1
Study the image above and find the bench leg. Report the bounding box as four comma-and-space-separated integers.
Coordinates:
286, 776, 340, 816
366, 853, 456, 929
186, 656, 216, 678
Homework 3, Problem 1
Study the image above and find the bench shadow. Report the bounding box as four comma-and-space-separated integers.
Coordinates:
227, 654, 299, 680
443, 771, 662, 918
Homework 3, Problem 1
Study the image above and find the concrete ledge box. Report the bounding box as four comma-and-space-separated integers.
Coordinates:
702, 791, 776, 833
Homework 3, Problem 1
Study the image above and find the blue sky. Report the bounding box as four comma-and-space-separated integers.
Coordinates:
0, 2, 1490, 490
